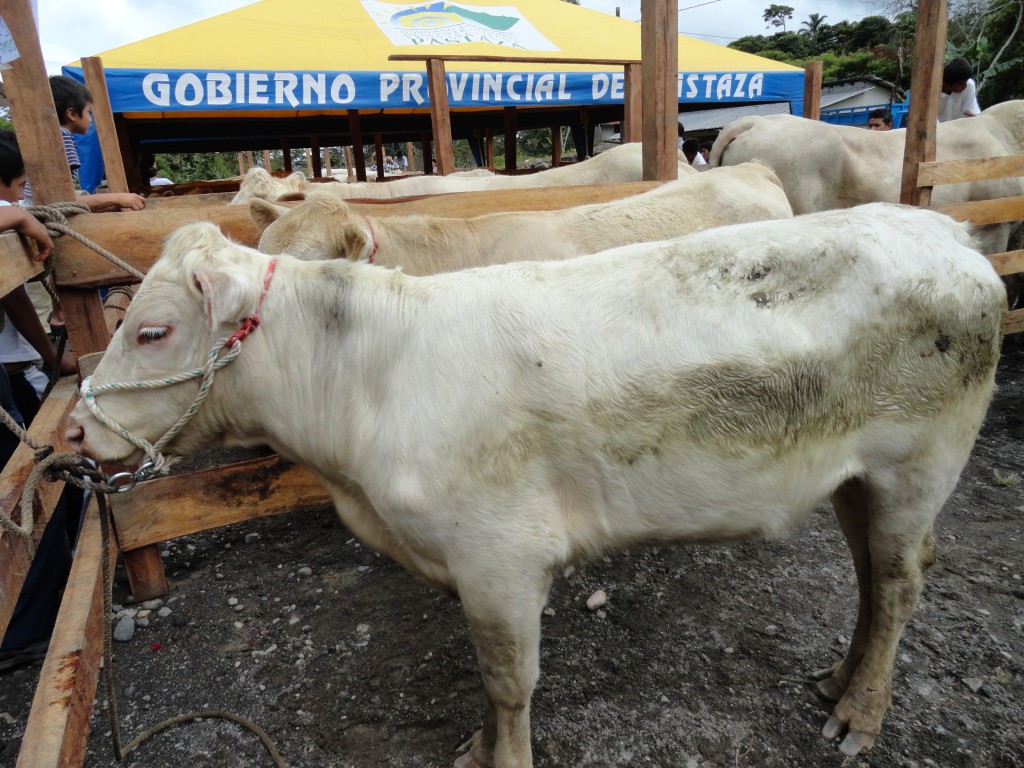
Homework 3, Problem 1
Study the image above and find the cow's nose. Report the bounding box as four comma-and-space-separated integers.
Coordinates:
65, 425, 84, 452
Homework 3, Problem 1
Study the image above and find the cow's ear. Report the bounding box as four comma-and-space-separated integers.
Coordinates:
249, 199, 288, 232
192, 268, 252, 330
337, 223, 369, 261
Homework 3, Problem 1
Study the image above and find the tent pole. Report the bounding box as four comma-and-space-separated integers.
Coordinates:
622, 62, 642, 143
81, 57, 129, 193
640, 0, 678, 181
347, 110, 368, 182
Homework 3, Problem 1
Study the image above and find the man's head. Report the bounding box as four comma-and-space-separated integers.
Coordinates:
49, 75, 94, 133
681, 138, 699, 163
942, 58, 973, 94
0, 129, 27, 203
867, 108, 893, 131
699, 142, 712, 162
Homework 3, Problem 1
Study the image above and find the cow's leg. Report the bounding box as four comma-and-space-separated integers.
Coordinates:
813, 478, 874, 701
822, 462, 949, 757
453, 564, 551, 768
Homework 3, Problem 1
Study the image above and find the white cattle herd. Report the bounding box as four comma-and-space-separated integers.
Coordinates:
66, 104, 1020, 767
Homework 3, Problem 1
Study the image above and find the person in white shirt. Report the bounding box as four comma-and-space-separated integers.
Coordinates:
938, 58, 981, 122
681, 138, 707, 167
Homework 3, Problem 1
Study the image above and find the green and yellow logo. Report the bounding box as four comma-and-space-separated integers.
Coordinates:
391, 2, 519, 31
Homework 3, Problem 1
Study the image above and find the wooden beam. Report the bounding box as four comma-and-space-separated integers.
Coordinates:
81, 57, 129, 193
310, 136, 323, 178
1003, 307, 1024, 335
345, 146, 355, 178
405, 141, 417, 172
987, 249, 1024, 277
122, 545, 168, 601
374, 133, 385, 182
0, 232, 43, 297
422, 132, 434, 175
918, 155, 1024, 186
622, 62, 642, 144
929, 195, 1024, 226
57, 289, 110, 356
16, 495, 115, 768
503, 107, 517, 171
640, 0, 678, 181
347, 110, 368, 182
111, 455, 329, 551
263, 149, 272, 170
485, 130, 495, 168
802, 61, 822, 119
551, 126, 562, 166
0, 0, 76, 204
900, 0, 949, 206
0, 377, 78, 636
236, 152, 246, 176
426, 59, 456, 175
323, 145, 333, 178
282, 138, 293, 173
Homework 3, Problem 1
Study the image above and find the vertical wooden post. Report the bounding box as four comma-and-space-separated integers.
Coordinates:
485, 128, 495, 168
551, 126, 562, 166
426, 59, 456, 175
405, 141, 416, 171
262, 149, 272, 169
0, 0, 76, 203
802, 61, 823, 119
80, 57, 129, 193
282, 138, 293, 173
324, 146, 333, 177
310, 136, 323, 178
900, 0, 949, 207
641, 0, 678, 180
422, 132, 434, 175
503, 106, 517, 171
246, 150, 254, 169
303, 148, 312, 175
622, 62, 642, 143
373, 133, 385, 181
345, 146, 355, 178
347, 110, 368, 182
236, 152, 246, 175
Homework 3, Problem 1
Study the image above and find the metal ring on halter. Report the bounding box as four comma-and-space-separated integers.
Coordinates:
104, 461, 156, 493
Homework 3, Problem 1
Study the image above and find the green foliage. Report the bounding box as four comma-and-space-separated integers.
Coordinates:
156, 152, 240, 182
763, 4, 795, 31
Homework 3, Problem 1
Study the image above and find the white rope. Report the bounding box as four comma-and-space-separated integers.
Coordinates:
80, 336, 243, 477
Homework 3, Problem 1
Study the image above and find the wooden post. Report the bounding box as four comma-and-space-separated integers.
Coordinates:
900, 0, 949, 207
246, 150, 254, 169
80, 57, 129, 193
282, 138, 293, 173
324, 146, 333, 177
262, 149, 272, 169
425, 58, 456, 175
485, 128, 495, 168
623, 62, 642, 143
640, 0, 678, 181
303, 148, 312, 177
374, 133, 385, 181
236, 152, 246, 175
0, 0, 76, 203
310, 136, 322, 178
802, 61, 823, 119
345, 146, 355, 178
405, 141, 416, 171
503, 107, 518, 171
422, 132, 434, 175
347, 110, 368, 182
551, 126, 562, 166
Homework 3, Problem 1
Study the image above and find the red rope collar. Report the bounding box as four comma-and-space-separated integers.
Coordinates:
364, 216, 378, 264
224, 257, 277, 348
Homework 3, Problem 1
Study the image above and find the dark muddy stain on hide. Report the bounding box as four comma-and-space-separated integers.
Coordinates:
313, 264, 350, 332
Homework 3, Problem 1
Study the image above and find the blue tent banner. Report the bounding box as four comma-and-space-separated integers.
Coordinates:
64, 66, 804, 113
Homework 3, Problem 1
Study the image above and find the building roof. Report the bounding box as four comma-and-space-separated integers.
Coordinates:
678, 101, 790, 132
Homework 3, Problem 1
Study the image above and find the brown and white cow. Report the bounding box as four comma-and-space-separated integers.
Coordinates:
249, 163, 793, 271
230, 142, 697, 204
709, 100, 1024, 255
67, 204, 1005, 767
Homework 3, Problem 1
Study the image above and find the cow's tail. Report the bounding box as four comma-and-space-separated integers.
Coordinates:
708, 119, 755, 168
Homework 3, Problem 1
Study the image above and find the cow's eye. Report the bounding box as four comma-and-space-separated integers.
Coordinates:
137, 326, 169, 344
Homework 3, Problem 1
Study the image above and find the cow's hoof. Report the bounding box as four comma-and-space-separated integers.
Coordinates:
822, 713, 878, 756
454, 731, 491, 768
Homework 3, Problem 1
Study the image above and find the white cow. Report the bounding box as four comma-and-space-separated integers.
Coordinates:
250, 163, 793, 271
67, 204, 1005, 767
230, 142, 697, 204
709, 100, 1024, 254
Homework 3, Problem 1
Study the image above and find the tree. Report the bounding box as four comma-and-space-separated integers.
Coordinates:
763, 4, 795, 31
800, 12, 828, 39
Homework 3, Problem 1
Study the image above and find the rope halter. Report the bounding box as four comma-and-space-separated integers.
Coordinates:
78, 258, 278, 490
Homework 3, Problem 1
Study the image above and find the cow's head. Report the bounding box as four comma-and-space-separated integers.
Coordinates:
67, 222, 272, 467
251, 194, 371, 262
231, 168, 308, 205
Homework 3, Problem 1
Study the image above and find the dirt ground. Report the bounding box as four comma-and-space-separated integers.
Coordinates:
2, 336, 1024, 768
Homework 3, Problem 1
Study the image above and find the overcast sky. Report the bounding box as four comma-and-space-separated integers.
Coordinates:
34, 0, 878, 75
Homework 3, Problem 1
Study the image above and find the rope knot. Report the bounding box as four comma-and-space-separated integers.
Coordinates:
27, 201, 91, 236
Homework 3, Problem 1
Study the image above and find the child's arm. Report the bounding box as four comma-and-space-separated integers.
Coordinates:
0, 207, 54, 261
0, 286, 77, 375
80, 192, 147, 212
